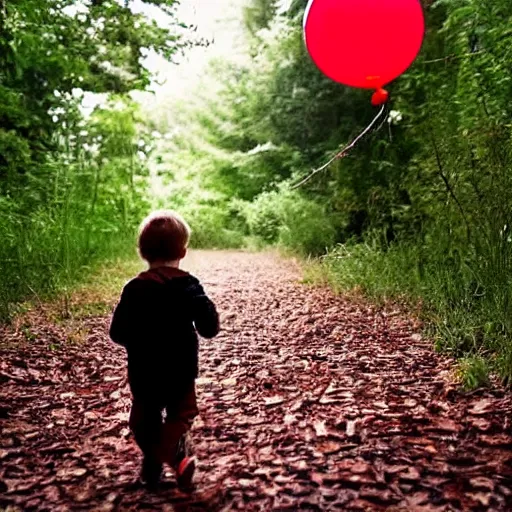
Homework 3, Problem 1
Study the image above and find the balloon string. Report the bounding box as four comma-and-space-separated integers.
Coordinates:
291, 104, 387, 190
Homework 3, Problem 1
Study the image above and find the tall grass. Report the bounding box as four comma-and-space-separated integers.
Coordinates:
314, 237, 512, 386
0, 206, 137, 320
0, 102, 148, 322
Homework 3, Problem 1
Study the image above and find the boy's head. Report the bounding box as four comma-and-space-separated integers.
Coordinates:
138, 210, 191, 264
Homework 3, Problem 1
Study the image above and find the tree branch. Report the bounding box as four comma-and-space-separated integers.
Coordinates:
431, 132, 471, 243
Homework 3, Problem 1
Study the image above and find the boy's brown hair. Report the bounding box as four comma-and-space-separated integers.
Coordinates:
138, 210, 191, 263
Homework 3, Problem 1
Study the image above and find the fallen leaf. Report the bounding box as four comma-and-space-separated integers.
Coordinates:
468, 399, 494, 415
346, 419, 359, 437
314, 420, 328, 437
351, 461, 370, 474
469, 477, 495, 491
399, 467, 421, 481
264, 396, 285, 406
56, 467, 88, 481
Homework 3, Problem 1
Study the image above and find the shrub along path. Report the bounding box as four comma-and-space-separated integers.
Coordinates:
1, 251, 511, 511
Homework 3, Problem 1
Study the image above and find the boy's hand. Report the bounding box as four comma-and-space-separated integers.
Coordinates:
186, 279, 220, 339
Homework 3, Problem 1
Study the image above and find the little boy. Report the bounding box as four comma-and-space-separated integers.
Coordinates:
109, 210, 220, 489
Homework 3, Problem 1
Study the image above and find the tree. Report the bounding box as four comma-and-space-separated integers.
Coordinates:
0, 0, 189, 195
243, 0, 279, 37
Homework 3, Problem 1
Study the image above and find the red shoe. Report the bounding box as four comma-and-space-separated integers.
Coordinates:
176, 456, 196, 490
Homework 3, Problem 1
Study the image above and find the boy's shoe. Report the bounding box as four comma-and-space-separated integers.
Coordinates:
176, 456, 196, 490
139, 457, 163, 488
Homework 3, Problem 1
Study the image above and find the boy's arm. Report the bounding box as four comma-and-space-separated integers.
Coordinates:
187, 279, 220, 339
109, 282, 140, 346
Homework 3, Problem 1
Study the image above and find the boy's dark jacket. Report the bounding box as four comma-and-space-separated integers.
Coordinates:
109, 266, 219, 400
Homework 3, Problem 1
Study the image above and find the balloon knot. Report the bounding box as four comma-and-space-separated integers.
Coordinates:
371, 88, 389, 106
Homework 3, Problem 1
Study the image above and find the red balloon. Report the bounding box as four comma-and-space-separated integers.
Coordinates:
304, 0, 425, 89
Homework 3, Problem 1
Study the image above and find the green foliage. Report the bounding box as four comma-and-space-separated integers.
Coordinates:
182, 204, 246, 250
317, 236, 512, 384
241, 188, 336, 255
0, 0, 190, 320
0, 98, 151, 320
1, 0, 187, 190
243, 0, 278, 38
148, 0, 512, 385
457, 357, 491, 390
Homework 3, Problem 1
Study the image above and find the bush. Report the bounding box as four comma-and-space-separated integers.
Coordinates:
457, 356, 491, 390
242, 188, 336, 256
173, 203, 247, 250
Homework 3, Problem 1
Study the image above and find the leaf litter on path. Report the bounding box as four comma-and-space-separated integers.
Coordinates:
1, 250, 511, 511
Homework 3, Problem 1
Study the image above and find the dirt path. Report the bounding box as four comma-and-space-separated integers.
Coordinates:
1, 251, 511, 511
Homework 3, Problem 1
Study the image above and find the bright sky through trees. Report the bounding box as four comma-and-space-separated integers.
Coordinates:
142, 0, 248, 100
140, 0, 292, 100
